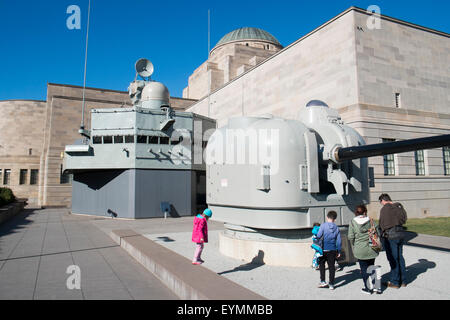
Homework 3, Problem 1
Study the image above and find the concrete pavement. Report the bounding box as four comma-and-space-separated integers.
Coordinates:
1, 208, 449, 300
91, 214, 450, 300
143, 229, 449, 300
0, 208, 177, 300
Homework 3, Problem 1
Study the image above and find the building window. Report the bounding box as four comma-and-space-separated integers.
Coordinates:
160, 137, 169, 145
30, 169, 39, 185
19, 169, 28, 185
92, 136, 102, 144
137, 135, 147, 144
395, 93, 401, 108
60, 165, 72, 184
149, 136, 159, 144
114, 135, 124, 143
443, 146, 450, 175
3, 169, 11, 185
124, 135, 134, 143
383, 138, 396, 176
103, 136, 113, 144
415, 150, 425, 176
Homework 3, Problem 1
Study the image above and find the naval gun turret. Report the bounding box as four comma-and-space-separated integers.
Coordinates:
205, 100, 450, 266
64, 59, 215, 218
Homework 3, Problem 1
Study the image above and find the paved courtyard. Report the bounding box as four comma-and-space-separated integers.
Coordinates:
91, 212, 450, 300
0, 208, 177, 300
144, 230, 450, 300
1, 207, 449, 300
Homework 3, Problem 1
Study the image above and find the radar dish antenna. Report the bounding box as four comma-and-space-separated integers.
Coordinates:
135, 58, 154, 80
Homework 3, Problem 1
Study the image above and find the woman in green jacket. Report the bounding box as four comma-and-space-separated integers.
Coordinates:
348, 205, 381, 295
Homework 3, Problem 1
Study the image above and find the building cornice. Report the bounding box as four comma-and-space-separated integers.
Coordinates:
350, 6, 449, 38
210, 39, 283, 55
340, 103, 450, 119
46, 83, 195, 102
188, 6, 449, 109
48, 82, 128, 94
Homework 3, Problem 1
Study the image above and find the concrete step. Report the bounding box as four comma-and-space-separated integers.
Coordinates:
110, 229, 266, 300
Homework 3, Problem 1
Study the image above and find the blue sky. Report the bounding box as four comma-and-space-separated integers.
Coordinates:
0, 0, 448, 101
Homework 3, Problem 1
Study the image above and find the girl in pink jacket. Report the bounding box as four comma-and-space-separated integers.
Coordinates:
192, 208, 212, 265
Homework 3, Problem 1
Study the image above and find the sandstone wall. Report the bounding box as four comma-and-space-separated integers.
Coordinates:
0, 100, 46, 205
0, 84, 196, 207
186, 8, 450, 218
186, 9, 359, 126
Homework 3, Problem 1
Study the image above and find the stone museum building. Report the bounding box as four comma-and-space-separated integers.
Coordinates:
1, 7, 449, 218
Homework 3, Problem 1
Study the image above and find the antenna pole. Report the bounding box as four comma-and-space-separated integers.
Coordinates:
208, 9, 211, 56
207, 9, 211, 117
80, 0, 91, 131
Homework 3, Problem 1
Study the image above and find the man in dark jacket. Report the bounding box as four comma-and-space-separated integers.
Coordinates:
378, 193, 407, 289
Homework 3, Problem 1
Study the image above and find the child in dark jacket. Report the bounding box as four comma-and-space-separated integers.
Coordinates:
191, 208, 212, 265
311, 223, 323, 269
316, 211, 342, 290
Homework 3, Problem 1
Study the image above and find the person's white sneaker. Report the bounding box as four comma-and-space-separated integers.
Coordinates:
373, 288, 382, 294
318, 281, 328, 288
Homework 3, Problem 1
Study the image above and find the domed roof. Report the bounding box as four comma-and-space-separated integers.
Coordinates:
213, 27, 281, 50
306, 100, 329, 108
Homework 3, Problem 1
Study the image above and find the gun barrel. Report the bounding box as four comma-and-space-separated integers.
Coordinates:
335, 134, 450, 162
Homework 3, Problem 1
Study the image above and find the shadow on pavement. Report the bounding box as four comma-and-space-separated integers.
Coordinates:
406, 242, 450, 253
0, 208, 37, 234
380, 258, 436, 285
0, 208, 38, 257
217, 250, 265, 275
334, 269, 361, 288
405, 258, 436, 284
156, 236, 175, 242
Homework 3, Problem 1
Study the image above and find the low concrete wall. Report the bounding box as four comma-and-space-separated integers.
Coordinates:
0, 201, 26, 225
110, 229, 266, 300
